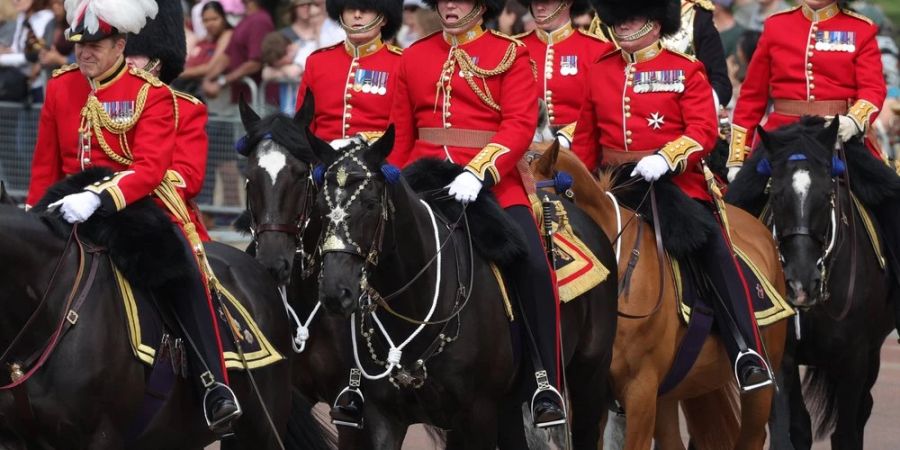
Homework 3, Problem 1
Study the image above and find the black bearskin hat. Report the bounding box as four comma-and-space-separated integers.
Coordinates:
123, 0, 185, 84
326, 0, 403, 40
516, 0, 592, 19
423, 0, 505, 24
592, 0, 681, 37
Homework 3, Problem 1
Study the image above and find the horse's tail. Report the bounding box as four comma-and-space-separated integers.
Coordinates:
803, 366, 840, 439
681, 383, 741, 449
284, 389, 337, 450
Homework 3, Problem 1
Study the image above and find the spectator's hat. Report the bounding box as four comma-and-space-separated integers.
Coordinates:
64, 0, 159, 43
124, 0, 185, 84
328, 0, 403, 40
422, 0, 505, 23
515, 0, 592, 19
591, 0, 680, 38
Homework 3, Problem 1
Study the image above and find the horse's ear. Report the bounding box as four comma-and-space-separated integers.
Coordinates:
306, 127, 337, 166
239, 95, 261, 132
534, 139, 560, 177
294, 89, 315, 127
817, 116, 840, 149
0, 181, 11, 206
370, 125, 395, 161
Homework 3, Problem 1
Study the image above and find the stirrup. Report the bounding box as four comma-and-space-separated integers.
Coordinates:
734, 349, 774, 393
203, 381, 243, 432
530, 370, 567, 428
331, 368, 365, 429
331, 386, 365, 429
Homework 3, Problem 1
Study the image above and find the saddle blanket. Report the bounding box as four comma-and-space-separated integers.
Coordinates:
492, 197, 611, 321
671, 245, 793, 327
113, 267, 283, 370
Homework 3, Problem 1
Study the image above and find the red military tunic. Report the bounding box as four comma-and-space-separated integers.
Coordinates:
728, 2, 885, 166
172, 91, 211, 242
27, 59, 177, 212
572, 41, 718, 200
298, 37, 402, 141
388, 27, 538, 208
517, 23, 614, 137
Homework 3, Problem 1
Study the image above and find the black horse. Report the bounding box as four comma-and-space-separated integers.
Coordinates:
237, 97, 362, 448
0, 185, 324, 448
307, 127, 618, 449
727, 116, 899, 449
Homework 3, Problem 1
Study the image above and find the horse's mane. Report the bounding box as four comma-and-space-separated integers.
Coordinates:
29, 168, 196, 290
245, 113, 317, 163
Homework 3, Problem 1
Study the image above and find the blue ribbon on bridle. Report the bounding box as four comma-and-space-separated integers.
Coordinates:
756, 154, 846, 177
535, 170, 574, 195
234, 132, 273, 156
312, 163, 401, 187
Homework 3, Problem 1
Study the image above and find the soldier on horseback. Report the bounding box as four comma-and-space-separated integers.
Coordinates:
571, 0, 775, 391
385, 0, 568, 428
25, 0, 240, 435
725, 0, 900, 328
297, 0, 402, 145
513, 0, 613, 147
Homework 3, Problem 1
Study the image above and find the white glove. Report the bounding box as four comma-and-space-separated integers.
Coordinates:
556, 133, 572, 149
630, 154, 670, 182
834, 115, 863, 143
48, 191, 101, 223
446, 171, 483, 204
727, 166, 741, 183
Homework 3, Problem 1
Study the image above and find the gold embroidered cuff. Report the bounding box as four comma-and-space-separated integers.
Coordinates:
556, 123, 577, 143
847, 99, 879, 133
727, 124, 750, 168
357, 131, 385, 144
166, 170, 187, 189
84, 171, 134, 211
659, 136, 703, 172
465, 143, 510, 184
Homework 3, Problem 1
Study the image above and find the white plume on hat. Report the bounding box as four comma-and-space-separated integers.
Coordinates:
65, 0, 159, 35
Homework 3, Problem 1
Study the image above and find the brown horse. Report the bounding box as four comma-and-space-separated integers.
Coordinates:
529, 142, 788, 450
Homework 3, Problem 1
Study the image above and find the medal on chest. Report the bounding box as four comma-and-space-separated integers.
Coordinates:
633, 69, 685, 94
354, 69, 389, 96
814, 30, 856, 52
559, 55, 578, 76
102, 100, 136, 124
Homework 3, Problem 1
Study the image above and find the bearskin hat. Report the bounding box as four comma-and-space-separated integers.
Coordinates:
591, 0, 681, 37
516, 0, 592, 19
65, 0, 158, 43
326, 0, 403, 40
422, 0, 505, 24
123, 0, 185, 84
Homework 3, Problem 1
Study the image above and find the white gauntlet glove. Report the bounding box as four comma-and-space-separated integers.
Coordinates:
48, 191, 101, 223
727, 166, 741, 183
446, 171, 483, 204
834, 115, 864, 143
630, 154, 670, 182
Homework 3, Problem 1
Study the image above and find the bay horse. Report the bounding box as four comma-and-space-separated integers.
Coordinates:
0, 190, 322, 448
727, 117, 898, 450
529, 141, 788, 449
308, 127, 618, 449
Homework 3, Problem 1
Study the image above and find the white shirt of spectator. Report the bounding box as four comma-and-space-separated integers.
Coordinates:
0, 9, 54, 89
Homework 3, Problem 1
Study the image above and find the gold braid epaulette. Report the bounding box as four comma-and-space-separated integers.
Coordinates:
452, 42, 517, 111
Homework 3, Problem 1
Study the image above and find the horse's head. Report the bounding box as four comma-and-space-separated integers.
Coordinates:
763, 116, 840, 307
309, 125, 396, 317
238, 94, 318, 284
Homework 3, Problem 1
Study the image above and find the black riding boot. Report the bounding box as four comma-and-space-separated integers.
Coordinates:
872, 199, 900, 336
696, 217, 773, 393
506, 206, 566, 428
331, 360, 365, 428
158, 231, 241, 435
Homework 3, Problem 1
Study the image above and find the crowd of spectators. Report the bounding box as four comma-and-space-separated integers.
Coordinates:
0, 0, 898, 205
